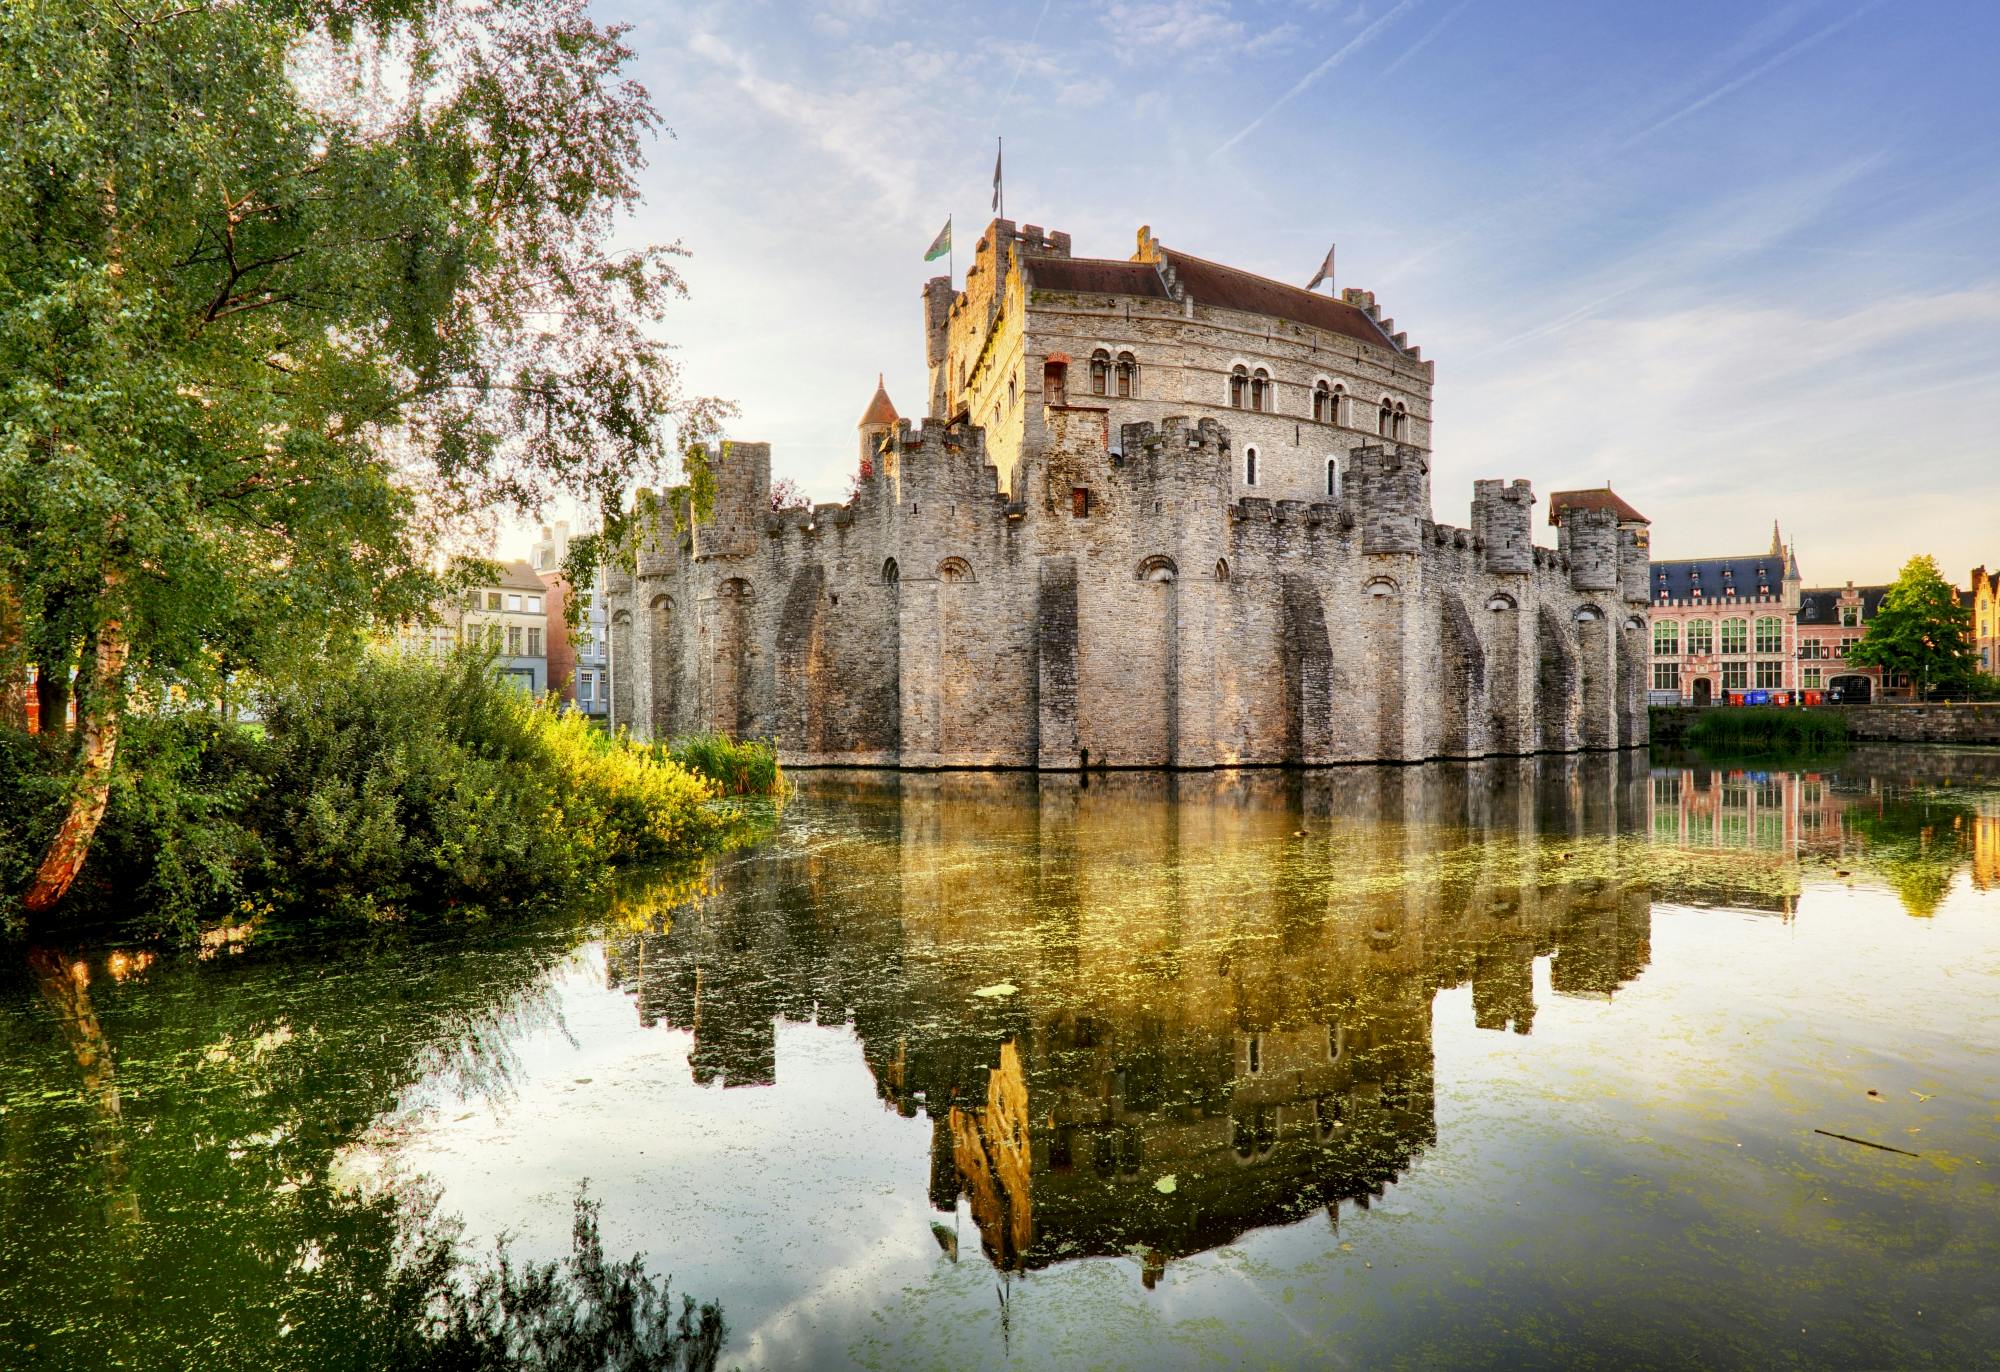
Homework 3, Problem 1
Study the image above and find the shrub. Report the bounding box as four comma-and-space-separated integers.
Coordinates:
1685, 706, 1847, 755
662, 732, 784, 797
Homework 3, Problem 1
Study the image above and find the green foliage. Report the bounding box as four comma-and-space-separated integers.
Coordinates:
0, 0, 730, 887
1846, 556, 1977, 698
663, 731, 785, 797
1686, 707, 1848, 755
6, 654, 740, 935
368, 1188, 726, 1372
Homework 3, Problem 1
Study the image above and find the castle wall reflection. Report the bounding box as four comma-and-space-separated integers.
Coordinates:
607, 757, 1660, 1276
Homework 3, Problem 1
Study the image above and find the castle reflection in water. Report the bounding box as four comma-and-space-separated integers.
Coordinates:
603, 748, 2000, 1277
605, 756, 1667, 1277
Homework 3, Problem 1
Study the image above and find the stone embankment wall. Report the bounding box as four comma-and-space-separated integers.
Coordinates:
1650, 704, 2000, 747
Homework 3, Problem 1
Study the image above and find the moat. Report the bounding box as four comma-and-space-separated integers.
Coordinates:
4, 748, 1998, 1369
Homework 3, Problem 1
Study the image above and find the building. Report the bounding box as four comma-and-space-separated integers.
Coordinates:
1797, 582, 1891, 702
1641, 522, 1804, 705
530, 521, 609, 719
604, 218, 1652, 766
1969, 566, 1999, 676
455, 559, 550, 694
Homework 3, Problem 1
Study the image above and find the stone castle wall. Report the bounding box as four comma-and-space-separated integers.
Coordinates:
607, 404, 1652, 767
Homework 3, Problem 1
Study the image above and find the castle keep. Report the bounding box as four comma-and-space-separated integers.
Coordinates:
605, 219, 1652, 766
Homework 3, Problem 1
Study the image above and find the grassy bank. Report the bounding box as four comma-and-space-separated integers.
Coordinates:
1684, 706, 1849, 755
661, 732, 784, 796
3, 654, 781, 939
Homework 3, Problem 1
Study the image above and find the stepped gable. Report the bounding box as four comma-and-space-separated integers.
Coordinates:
1025, 257, 1171, 300
1153, 246, 1401, 352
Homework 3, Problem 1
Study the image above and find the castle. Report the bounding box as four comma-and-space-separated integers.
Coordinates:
604, 218, 1652, 766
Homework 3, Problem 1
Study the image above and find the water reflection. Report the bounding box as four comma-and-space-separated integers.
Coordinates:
608, 758, 1659, 1276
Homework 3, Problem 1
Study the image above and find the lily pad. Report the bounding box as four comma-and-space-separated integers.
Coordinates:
1155, 1174, 1177, 1194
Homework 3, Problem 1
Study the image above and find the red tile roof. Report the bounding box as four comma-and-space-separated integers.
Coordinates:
1548, 487, 1649, 527
858, 374, 899, 428
1159, 248, 1397, 350
1025, 258, 1170, 299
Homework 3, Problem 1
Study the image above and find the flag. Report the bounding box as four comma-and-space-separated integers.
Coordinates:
924, 217, 952, 262
991, 140, 1003, 212
1306, 241, 1336, 292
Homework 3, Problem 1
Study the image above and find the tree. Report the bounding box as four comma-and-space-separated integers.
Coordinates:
1846, 556, 1976, 700
1, 0, 725, 916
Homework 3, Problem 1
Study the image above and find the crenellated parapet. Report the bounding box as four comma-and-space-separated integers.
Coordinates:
1559, 507, 1619, 594
1351, 444, 1431, 556
691, 441, 771, 562
1618, 527, 1651, 604
1473, 479, 1535, 576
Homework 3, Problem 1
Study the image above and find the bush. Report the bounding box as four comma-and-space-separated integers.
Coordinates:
661, 731, 784, 796
6, 652, 742, 936
1685, 706, 1848, 755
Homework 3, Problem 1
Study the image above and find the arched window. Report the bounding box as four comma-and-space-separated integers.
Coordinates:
882, 557, 899, 585
1393, 401, 1408, 440
1312, 379, 1332, 423
1330, 383, 1344, 426
1378, 396, 1394, 437
1115, 351, 1137, 398
1251, 367, 1271, 412
1325, 456, 1341, 497
1089, 348, 1109, 397
1229, 364, 1248, 408
1244, 445, 1259, 487
1214, 558, 1229, 582
1044, 359, 1067, 406
937, 556, 973, 584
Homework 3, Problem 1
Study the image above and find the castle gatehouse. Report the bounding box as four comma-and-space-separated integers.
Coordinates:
605, 219, 1651, 767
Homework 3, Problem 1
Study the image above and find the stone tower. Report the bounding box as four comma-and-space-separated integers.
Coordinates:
858, 375, 899, 469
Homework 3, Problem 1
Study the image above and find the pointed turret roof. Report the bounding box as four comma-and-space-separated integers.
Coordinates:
1786, 544, 1801, 582
1770, 520, 1784, 556
858, 374, 898, 428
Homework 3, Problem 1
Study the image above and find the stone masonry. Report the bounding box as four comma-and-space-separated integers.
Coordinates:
606, 219, 1652, 767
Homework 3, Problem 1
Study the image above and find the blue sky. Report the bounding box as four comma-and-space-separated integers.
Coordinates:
581, 0, 1998, 584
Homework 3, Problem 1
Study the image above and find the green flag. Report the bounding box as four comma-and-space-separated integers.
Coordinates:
923, 217, 951, 262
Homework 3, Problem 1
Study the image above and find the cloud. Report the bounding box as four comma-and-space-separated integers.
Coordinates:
1212, 0, 1419, 156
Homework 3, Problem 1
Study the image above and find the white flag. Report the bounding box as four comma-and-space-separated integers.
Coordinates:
1306, 242, 1336, 292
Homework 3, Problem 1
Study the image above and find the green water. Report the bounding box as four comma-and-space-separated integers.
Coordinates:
3, 747, 1998, 1369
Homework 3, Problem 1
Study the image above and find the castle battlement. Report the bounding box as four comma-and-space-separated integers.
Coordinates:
606, 218, 1650, 766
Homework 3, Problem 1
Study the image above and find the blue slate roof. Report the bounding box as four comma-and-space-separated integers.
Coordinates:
1798, 586, 1888, 625
1649, 555, 1787, 605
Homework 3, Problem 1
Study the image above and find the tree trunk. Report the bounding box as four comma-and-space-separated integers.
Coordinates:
24, 596, 129, 916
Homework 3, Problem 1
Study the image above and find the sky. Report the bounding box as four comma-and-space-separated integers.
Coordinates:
558, 0, 1999, 586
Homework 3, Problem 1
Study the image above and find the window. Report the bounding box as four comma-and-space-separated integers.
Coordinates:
527, 627, 542, 656
1244, 446, 1259, 487
1756, 659, 1783, 688
1072, 487, 1091, 518
1803, 667, 1822, 689
487, 592, 502, 610
1839, 605, 1859, 627
1312, 380, 1332, 423
1116, 351, 1137, 398
1653, 662, 1681, 691
1229, 364, 1248, 408
1654, 621, 1679, 656
1755, 617, 1784, 653
1687, 620, 1713, 655
527, 595, 541, 613
507, 625, 522, 655
1325, 456, 1341, 497
1378, 397, 1393, 436
1043, 359, 1067, 406
1722, 661, 1748, 690
1089, 348, 1109, 396
507, 593, 522, 612
1720, 618, 1748, 654
1251, 367, 1271, 412
1393, 401, 1408, 439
